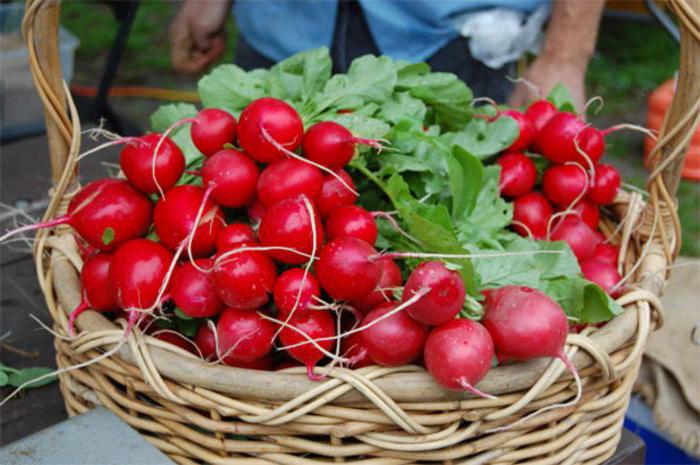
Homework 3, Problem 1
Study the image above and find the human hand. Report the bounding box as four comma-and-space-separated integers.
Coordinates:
508, 54, 586, 112
169, 0, 230, 73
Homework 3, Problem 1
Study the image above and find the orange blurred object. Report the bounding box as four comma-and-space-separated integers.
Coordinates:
644, 78, 700, 181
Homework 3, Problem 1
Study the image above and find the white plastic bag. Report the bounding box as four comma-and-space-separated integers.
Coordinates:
452, 5, 549, 69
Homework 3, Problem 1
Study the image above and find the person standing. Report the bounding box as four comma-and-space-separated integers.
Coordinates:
170, 0, 605, 109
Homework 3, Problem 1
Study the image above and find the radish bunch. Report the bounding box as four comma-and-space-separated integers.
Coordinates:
1, 49, 630, 400
499, 100, 623, 297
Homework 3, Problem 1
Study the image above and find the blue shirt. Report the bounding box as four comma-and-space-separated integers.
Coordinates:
234, 0, 549, 62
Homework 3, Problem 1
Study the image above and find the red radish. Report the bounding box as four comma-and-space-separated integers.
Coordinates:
216, 223, 256, 251
273, 268, 321, 317
224, 353, 273, 370
155, 332, 196, 354
247, 200, 266, 224
542, 164, 589, 207
589, 164, 621, 205
556, 199, 600, 230
213, 243, 277, 310
580, 259, 623, 297
497, 152, 537, 198
512, 192, 553, 239
324, 205, 378, 245
403, 261, 465, 326
593, 242, 619, 265
317, 169, 358, 217
316, 237, 382, 301
171, 258, 224, 318
483, 286, 573, 371
68, 252, 119, 335
153, 185, 225, 257
201, 149, 258, 207
341, 331, 373, 368
0, 179, 153, 251
119, 133, 185, 194
190, 108, 237, 157
258, 196, 324, 264
216, 307, 275, 363
550, 217, 601, 261
110, 239, 174, 327
257, 159, 323, 208
279, 310, 336, 379
536, 113, 605, 165
302, 121, 381, 170
237, 97, 303, 163
503, 110, 535, 152
525, 99, 558, 132
349, 258, 402, 312
194, 323, 217, 360
424, 319, 495, 396
361, 302, 428, 366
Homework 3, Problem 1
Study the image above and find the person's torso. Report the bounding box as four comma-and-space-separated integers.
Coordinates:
234, 0, 549, 62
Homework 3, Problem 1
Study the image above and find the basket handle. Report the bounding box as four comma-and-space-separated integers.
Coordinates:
22, 1, 700, 198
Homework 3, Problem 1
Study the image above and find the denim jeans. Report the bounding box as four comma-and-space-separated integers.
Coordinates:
233, 1, 514, 102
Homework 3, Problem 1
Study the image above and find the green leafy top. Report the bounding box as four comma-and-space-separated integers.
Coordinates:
149, 47, 621, 324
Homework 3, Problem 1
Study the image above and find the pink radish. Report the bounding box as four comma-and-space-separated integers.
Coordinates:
237, 97, 303, 163
512, 192, 553, 239
119, 133, 185, 194
68, 252, 119, 335
497, 152, 537, 198
110, 239, 174, 329
171, 258, 224, 318
273, 268, 321, 317
190, 108, 237, 157
525, 99, 558, 132
556, 199, 600, 230
483, 286, 577, 376
503, 110, 536, 152
589, 164, 620, 205
216, 223, 256, 251
542, 164, 589, 207
258, 195, 324, 264
302, 121, 381, 170
317, 169, 358, 217
424, 319, 495, 397
279, 310, 336, 379
349, 257, 402, 312
536, 113, 605, 165
341, 331, 373, 368
201, 149, 259, 208
324, 205, 378, 245
580, 259, 623, 297
217, 307, 275, 363
361, 302, 428, 366
153, 185, 225, 257
402, 261, 465, 326
316, 237, 382, 301
247, 200, 267, 224
213, 243, 277, 310
0, 179, 153, 251
194, 323, 217, 361
550, 217, 601, 261
257, 158, 323, 208
155, 332, 196, 354
593, 242, 619, 265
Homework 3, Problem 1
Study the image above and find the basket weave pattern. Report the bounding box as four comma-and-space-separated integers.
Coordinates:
22, 0, 700, 463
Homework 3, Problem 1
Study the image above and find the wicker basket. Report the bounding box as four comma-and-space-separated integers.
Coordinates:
22, 0, 700, 463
